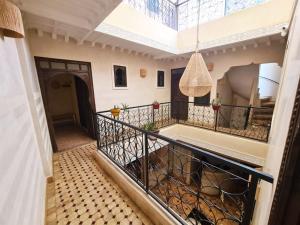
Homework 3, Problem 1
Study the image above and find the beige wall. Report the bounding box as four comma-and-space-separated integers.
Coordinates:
160, 124, 268, 166
0, 33, 52, 225
253, 1, 300, 224
97, 3, 177, 53
227, 64, 259, 100
28, 31, 172, 111
217, 75, 233, 105
47, 75, 80, 122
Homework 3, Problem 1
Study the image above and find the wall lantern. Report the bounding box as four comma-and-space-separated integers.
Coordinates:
179, 0, 212, 97
0, 0, 24, 38
140, 68, 147, 78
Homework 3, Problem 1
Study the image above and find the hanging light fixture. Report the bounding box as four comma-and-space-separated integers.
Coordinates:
0, 0, 24, 38
179, 0, 212, 97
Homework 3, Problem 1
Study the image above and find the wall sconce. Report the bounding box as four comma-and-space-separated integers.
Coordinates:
0, 0, 24, 38
206, 63, 214, 71
140, 68, 147, 78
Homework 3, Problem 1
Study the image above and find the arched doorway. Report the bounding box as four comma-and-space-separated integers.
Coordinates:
35, 57, 96, 152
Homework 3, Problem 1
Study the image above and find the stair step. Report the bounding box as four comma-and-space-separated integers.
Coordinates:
253, 114, 273, 120
261, 101, 275, 107
253, 108, 274, 115
260, 97, 273, 103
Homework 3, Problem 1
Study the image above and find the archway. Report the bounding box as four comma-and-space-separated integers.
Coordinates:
35, 57, 96, 152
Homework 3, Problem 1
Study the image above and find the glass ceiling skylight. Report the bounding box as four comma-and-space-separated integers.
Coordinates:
123, 0, 268, 30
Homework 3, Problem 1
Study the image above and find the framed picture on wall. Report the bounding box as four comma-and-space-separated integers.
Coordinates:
112, 65, 127, 89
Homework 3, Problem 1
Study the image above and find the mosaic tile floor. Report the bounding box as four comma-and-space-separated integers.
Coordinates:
54, 125, 94, 151
46, 143, 154, 225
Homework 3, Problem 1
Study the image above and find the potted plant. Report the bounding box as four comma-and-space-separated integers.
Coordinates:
211, 93, 221, 111
111, 105, 120, 118
143, 122, 159, 141
121, 103, 129, 112
152, 100, 160, 109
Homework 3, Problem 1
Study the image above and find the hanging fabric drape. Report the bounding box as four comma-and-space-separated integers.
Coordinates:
179, 0, 212, 97
0, 0, 24, 38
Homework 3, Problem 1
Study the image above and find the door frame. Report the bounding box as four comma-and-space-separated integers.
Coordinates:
34, 57, 96, 152
171, 67, 188, 120
268, 80, 300, 225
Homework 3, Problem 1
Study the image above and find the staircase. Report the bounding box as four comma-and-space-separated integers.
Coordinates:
252, 97, 275, 126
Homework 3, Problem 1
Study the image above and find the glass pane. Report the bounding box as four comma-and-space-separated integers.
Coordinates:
51, 62, 66, 70
67, 63, 80, 70
114, 65, 127, 87
80, 65, 88, 71
39, 61, 50, 69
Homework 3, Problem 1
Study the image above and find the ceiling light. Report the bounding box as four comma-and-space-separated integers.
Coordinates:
0, 0, 24, 38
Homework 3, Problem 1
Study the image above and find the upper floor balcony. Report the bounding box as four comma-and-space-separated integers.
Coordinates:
123, 0, 269, 30
95, 101, 274, 225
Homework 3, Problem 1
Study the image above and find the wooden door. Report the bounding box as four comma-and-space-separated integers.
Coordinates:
75, 77, 92, 133
171, 68, 188, 120
34, 57, 96, 151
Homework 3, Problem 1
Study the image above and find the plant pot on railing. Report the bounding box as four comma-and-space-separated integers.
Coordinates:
111, 106, 121, 118
152, 101, 160, 110
211, 94, 222, 111
212, 104, 221, 111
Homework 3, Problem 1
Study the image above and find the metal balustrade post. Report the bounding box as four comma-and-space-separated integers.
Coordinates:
144, 133, 149, 192
244, 105, 252, 130
176, 101, 180, 123
94, 113, 100, 150
152, 106, 155, 125
214, 109, 219, 131
242, 176, 259, 225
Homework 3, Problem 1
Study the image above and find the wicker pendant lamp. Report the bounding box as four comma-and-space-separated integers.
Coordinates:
0, 0, 24, 38
179, 0, 212, 97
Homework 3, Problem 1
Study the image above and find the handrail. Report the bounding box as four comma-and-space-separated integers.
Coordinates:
98, 101, 270, 113
95, 111, 274, 225
259, 76, 279, 85
98, 101, 272, 142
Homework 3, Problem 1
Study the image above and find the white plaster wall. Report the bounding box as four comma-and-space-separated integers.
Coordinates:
227, 64, 259, 100
160, 124, 268, 166
217, 75, 233, 105
259, 63, 281, 99
0, 33, 52, 225
28, 31, 172, 111
253, 1, 300, 224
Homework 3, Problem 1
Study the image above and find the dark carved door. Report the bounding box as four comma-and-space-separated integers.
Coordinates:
171, 68, 188, 120
75, 77, 91, 133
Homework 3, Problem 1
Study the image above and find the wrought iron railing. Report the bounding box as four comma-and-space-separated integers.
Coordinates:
95, 111, 273, 225
123, 0, 268, 30
99, 102, 271, 142
123, 0, 177, 29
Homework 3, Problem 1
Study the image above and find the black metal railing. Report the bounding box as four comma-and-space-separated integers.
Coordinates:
95, 112, 273, 225
99, 102, 271, 142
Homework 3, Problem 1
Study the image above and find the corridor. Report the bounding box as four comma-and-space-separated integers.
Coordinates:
46, 143, 153, 225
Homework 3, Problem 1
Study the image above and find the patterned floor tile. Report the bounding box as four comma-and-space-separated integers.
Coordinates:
46, 143, 153, 225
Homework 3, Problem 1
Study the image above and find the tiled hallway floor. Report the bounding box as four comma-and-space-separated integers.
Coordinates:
46, 143, 153, 225
54, 125, 94, 151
